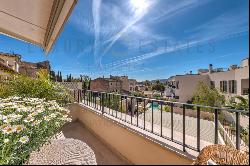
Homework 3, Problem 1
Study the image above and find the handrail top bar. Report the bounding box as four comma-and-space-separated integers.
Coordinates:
82, 89, 246, 113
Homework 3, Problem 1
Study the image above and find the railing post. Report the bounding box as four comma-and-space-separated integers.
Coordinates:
83, 90, 86, 104
183, 104, 186, 152
102, 93, 104, 114
214, 109, 219, 144
131, 97, 133, 124
73, 90, 76, 102
136, 99, 139, 127
125, 96, 128, 122
77, 89, 80, 103
197, 107, 201, 152
151, 100, 154, 133
236, 112, 240, 150
160, 102, 163, 137
143, 99, 146, 130
115, 94, 118, 118
120, 95, 122, 119
171, 103, 174, 141
109, 93, 111, 115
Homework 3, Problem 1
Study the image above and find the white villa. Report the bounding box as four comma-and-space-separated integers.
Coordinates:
167, 58, 249, 103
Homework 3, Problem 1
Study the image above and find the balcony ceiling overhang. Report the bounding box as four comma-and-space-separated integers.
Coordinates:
0, 0, 77, 53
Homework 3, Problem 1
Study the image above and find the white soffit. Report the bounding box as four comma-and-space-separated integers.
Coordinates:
0, 0, 77, 53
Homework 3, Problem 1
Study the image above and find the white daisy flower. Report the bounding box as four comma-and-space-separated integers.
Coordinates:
44, 116, 51, 121
50, 113, 57, 118
19, 136, 29, 144
4, 139, 10, 144
14, 125, 25, 133
2, 125, 14, 135
33, 120, 42, 126
24, 116, 34, 123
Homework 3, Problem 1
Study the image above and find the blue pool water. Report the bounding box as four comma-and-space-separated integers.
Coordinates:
149, 103, 159, 110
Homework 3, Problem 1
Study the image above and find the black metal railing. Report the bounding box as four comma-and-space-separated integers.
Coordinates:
73, 89, 247, 152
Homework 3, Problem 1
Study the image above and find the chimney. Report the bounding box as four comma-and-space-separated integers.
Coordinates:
209, 64, 213, 73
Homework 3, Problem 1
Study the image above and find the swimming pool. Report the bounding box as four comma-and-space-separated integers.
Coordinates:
148, 102, 159, 110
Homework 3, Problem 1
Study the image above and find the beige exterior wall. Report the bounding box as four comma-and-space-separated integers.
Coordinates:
69, 104, 193, 165
90, 79, 109, 92
90, 78, 122, 92
110, 75, 129, 92
169, 75, 210, 103
129, 79, 137, 92
120, 76, 129, 92
235, 67, 249, 96
108, 80, 122, 92
208, 66, 249, 100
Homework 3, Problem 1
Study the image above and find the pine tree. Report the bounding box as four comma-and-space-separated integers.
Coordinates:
69, 74, 72, 82
59, 71, 62, 82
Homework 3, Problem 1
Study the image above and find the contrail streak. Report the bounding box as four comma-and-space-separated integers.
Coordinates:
92, 0, 102, 68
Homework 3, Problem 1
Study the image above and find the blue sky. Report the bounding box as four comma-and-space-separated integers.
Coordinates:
0, 0, 249, 81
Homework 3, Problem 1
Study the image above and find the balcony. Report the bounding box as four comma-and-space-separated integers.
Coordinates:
64, 90, 248, 164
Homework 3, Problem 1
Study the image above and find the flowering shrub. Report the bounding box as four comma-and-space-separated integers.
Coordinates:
0, 96, 71, 165
0, 71, 73, 104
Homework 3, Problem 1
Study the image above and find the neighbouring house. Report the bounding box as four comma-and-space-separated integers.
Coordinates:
90, 75, 132, 93
0, 52, 51, 79
0, 52, 21, 72
110, 75, 130, 92
129, 79, 137, 92
167, 57, 249, 103
19, 61, 51, 78
0, 52, 21, 79
0, 61, 19, 80
90, 77, 122, 92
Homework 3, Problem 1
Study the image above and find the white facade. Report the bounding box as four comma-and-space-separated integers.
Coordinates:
167, 58, 249, 103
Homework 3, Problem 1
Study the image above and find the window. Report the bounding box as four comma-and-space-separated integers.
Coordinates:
176, 81, 179, 89
210, 81, 215, 89
229, 80, 237, 94
220, 81, 227, 92
242, 88, 249, 95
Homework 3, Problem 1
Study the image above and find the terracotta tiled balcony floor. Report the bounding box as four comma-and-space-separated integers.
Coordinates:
60, 121, 131, 165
